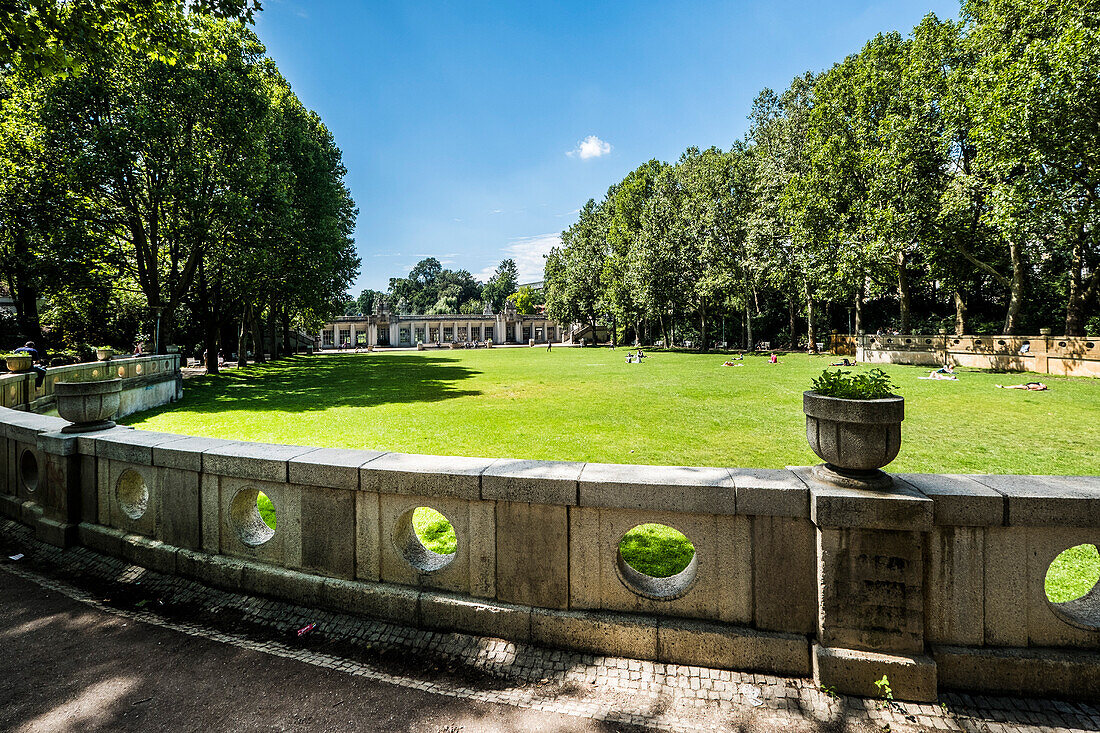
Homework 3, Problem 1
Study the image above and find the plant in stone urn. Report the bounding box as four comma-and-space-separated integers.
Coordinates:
2, 351, 32, 372
95, 346, 113, 361
804, 368, 903, 489
55, 379, 123, 433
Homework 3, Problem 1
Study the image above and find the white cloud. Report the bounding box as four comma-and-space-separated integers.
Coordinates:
476, 233, 561, 284
567, 135, 612, 160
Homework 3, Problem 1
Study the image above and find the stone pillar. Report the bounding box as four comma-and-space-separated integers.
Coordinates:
514, 321, 521, 343
332, 323, 339, 348
1034, 333, 1050, 373
796, 466, 938, 702
349, 323, 356, 349
389, 322, 399, 346
33, 431, 82, 547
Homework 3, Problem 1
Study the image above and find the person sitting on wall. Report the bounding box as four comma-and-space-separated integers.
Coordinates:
996, 381, 1048, 390
13, 342, 47, 387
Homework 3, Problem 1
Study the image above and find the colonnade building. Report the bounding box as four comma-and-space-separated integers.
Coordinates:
317, 302, 561, 348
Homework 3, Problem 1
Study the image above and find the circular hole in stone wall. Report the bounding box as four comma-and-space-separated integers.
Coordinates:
1045, 544, 1100, 631
19, 450, 38, 492
1087, 342, 1095, 349
1059, 341, 1067, 348
116, 469, 149, 519
136, 363, 143, 374
117, 366, 125, 378
616, 523, 698, 601
230, 488, 275, 546
393, 506, 456, 572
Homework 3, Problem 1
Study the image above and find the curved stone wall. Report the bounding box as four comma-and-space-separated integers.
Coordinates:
853, 333, 1100, 377
1, 354, 183, 417
0, 406, 1096, 703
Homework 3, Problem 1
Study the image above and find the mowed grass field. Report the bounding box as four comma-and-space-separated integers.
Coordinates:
125, 347, 1100, 474
149, 347, 1099, 598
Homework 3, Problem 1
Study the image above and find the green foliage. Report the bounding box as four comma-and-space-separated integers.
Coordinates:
810, 368, 897, 400
507, 286, 540, 315
874, 674, 894, 704
257, 491, 275, 530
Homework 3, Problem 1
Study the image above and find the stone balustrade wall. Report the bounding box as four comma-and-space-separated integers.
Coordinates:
855, 333, 1100, 378
0, 408, 1096, 702
0, 354, 183, 417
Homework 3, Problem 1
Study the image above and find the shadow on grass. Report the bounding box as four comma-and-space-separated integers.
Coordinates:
124, 354, 483, 418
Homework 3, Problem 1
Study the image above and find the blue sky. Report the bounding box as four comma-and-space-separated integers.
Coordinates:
255, 0, 961, 294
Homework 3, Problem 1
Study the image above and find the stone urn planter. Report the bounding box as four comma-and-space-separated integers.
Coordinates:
416, 342, 425, 351
95, 348, 113, 361
56, 379, 122, 433
803, 391, 904, 490
4, 353, 32, 372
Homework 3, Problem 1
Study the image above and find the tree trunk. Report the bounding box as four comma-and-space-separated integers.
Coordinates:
854, 277, 865, 335
1064, 234, 1098, 337
788, 294, 798, 350
253, 310, 267, 362
198, 262, 219, 374
282, 309, 293, 354
745, 302, 754, 352
897, 249, 911, 334
698, 303, 706, 350
806, 292, 817, 354
236, 309, 249, 369
268, 297, 279, 358
1003, 239, 1025, 334
953, 290, 967, 336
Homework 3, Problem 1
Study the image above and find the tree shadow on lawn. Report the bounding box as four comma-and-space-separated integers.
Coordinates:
127, 354, 484, 418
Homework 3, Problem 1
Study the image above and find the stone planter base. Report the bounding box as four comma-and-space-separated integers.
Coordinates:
61, 419, 116, 434
811, 463, 893, 490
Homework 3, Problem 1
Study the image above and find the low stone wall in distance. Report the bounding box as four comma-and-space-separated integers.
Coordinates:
854, 333, 1100, 378
0, 354, 182, 418
0, 409, 1097, 703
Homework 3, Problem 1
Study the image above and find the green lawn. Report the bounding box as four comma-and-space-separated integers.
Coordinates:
164, 348, 1099, 586
126, 348, 1100, 474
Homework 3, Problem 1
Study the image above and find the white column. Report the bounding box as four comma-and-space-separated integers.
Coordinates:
349, 323, 356, 348
389, 322, 399, 346
332, 323, 339, 348
514, 321, 521, 343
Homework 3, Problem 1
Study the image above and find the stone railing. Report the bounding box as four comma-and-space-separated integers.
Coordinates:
856, 333, 1100, 377
0, 409, 1097, 703
1, 354, 183, 417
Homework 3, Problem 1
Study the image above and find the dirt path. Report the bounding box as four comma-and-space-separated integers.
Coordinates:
0, 571, 628, 733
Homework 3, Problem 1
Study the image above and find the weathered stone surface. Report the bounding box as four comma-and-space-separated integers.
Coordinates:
983, 526, 1029, 647
217, 477, 302, 570
204, 441, 314, 483
578, 463, 734, 514
421, 591, 531, 642
657, 619, 810, 676
200, 472, 219, 554
361, 453, 492, 499
529, 608, 658, 659
377, 493, 475, 596
933, 644, 1100, 700
567, 505, 601, 610
970, 474, 1100, 527
299, 485, 355, 579
466, 499, 496, 599
354, 491, 381, 581
240, 561, 324, 607
813, 644, 937, 702
798, 466, 933, 531
153, 436, 232, 472
924, 526, 985, 646
78, 521, 124, 557
495, 501, 568, 609
730, 468, 808, 518
104, 460, 158, 537
817, 527, 925, 653
897, 473, 1003, 526
321, 577, 419, 622
79, 454, 97, 523
752, 515, 816, 633
120, 533, 177, 575
483, 459, 582, 505
85, 427, 184, 464
288, 447, 385, 491
159, 467, 201, 550
1023, 526, 1100, 650
34, 515, 78, 547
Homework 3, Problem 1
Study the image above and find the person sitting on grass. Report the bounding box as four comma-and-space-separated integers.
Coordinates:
996, 381, 1048, 391
732, 353, 744, 360
768, 352, 779, 364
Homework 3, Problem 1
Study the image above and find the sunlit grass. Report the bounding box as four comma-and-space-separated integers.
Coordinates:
413, 506, 456, 555
257, 491, 276, 530
124, 349, 1100, 474
618, 523, 695, 578
1046, 544, 1100, 603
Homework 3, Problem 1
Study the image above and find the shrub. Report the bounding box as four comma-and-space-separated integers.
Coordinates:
811, 368, 897, 399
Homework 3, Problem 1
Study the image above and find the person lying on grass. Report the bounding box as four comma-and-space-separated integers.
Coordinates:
722, 360, 744, 367
830, 358, 853, 367
996, 381, 1048, 391
922, 370, 958, 380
